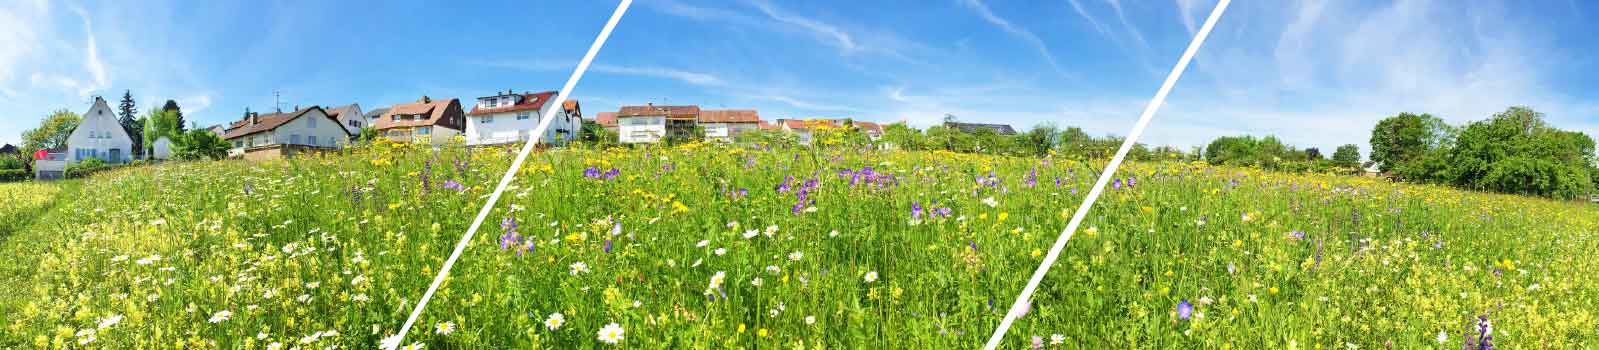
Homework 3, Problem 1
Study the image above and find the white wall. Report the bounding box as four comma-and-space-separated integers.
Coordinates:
618, 116, 665, 144
152, 137, 173, 159
66, 98, 134, 164
270, 109, 350, 148
334, 104, 365, 136
464, 103, 580, 145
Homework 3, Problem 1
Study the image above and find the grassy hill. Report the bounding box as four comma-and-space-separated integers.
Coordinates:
2, 142, 1595, 349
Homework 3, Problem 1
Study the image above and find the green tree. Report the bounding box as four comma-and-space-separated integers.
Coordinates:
880, 123, 924, 151
118, 90, 143, 152
173, 128, 229, 160
22, 109, 82, 154
1446, 106, 1595, 199
162, 100, 187, 133
1370, 112, 1450, 173
1305, 147, 1323, 160
1331, 144, 1361, 168
1021, 124, 1058, 157
142, 108, 182, 158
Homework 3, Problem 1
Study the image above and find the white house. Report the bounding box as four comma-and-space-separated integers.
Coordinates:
221, 106, 351, 160
66, 96, 135, 164
324, 103, 365, 137
616, 104, 699, 144
151, 137, 174, 160
463, 90, 582, 146
697, 110, 762, 142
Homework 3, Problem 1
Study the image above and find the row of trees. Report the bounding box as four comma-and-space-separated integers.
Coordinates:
1368, 107, 1597, 200
1202, 135, 1363, 173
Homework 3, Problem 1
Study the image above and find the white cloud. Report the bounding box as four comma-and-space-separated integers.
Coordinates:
1066, 0, 1112, 37
0, 2, 45, 98
179, 95, 213, 114
591, 65, 724, 86
959, 0, 1069, 78
746, 0, 858, 53
1104, 0, 1148, 49
68, 5, 108, 98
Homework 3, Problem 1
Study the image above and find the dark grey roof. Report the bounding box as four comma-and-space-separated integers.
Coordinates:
945, 122, 1018, 135
363, 107, 390, 120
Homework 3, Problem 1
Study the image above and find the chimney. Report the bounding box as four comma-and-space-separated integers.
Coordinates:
293, 104, 299, 111
250, 113, 259, 125
419, 96, 432, 103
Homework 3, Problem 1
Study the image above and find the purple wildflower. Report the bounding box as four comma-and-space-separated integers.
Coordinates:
1177, 300, 1193, 320
442, 179, 465, 192
1112, 179, 1123, 190
911, 201, 924, 221
499, 231, 522, 251
243, 183, 254, 195
610, 222, 622, 236
1290, 230, 1305, 240
1030, 336, 1044, 349
501, 217, 517, 232
603, 239, 613, 253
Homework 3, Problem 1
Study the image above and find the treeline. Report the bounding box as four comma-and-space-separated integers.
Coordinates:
738, 120, 1191, 161
1203, 106, 1598, 200
1368, 107, 1597, 200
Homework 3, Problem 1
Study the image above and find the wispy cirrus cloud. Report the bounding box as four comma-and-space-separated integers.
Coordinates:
958, 0, 1069, 78
746, 0, 857, 53
469, 59, 724, 87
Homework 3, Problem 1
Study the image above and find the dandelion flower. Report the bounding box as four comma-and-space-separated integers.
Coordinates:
596, 322, 625, 344
545, 313, 565, 330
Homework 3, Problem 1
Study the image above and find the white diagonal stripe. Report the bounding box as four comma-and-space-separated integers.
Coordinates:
383, 1, 633, 349
981, 0, 1230, 348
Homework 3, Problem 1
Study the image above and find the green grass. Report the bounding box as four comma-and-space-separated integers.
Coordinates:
1, 141, 1595, 349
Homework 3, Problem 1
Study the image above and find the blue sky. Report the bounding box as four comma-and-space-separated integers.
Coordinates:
3, 0, 1597, 156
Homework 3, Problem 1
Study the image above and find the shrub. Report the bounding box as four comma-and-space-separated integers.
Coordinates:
0, 169, 27, 182
64, 158, 117, 179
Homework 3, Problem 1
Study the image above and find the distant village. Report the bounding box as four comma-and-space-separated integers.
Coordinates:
17, 88, 1019, 180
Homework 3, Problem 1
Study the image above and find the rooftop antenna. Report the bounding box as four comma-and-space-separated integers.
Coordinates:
274, 90, 284, 112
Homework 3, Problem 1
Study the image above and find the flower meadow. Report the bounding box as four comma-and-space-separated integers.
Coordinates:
2, 141, 1597, 349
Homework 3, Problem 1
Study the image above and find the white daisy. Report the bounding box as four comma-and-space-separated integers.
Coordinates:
434, 321, 455, 335
597, 322, 625, 344
208, 310, 233, 323
545, 313, 565, 330
864, 271, 879, 283
570, 261, 590, 275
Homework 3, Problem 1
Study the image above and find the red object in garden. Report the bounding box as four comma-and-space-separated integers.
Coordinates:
33, 149, 48, 160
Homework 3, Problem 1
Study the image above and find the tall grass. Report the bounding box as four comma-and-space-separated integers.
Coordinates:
0, 141, 1594, 349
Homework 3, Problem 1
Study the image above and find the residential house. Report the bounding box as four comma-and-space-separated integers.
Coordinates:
776, 118, 846, 145
616, 104, 699, 144
206, 124, 227, 138
698, 109, 762, 142
854, 121, 885, 141
594, 112, 619, 134
373, 96, 466, 145
323, 103, 365, 137
363, 107, 390, 127
221, 106, 351, 160
63, 96, 134, 164
463, 90, 582, 146
945, 122, 1018, 135
151, 137, 174, 160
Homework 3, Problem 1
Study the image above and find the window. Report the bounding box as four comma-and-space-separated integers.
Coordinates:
418, 127, 431, 135
516, 113, 531, 120
392, 115, 400, 121
291, 134, 302, 144
309, 135, 319, 145
234, 141, 243, 148
482, 116, 494, 124
485, 99, 497, 108
307, 115, 316, 127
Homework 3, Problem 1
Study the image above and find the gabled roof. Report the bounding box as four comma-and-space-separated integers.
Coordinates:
223, 106, 341, 140
324, 104, 361, 119
945, 122, 1018, 135
373, 97, 462, 130
780, 118, 845, 130
595, 112, 618, 128
618, 105, 699, 120
0, 144, 17, 154
699, 109, 761, 123
363, 107, 390, 120
466, 91, 557, 116
854, 121, 884, 133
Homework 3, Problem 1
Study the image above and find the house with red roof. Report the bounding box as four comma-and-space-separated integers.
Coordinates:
594, 112, 619, 134
221, 106, 351, 160
463, 90, 582, 146
698, 109, 762, 142
616, 104, 700, 144
373, 96, 466, 145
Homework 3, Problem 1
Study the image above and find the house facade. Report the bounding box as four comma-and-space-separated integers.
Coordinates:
324, 104, 365, 136
616, 104, 699, 144
463, 90, 582, 146
66, 96, 135, 164
945, 122, 1018, 135
698, 110, 761, 142
594, 112, 619, 134
373, 96, 466, 145
222, 106, 351, 160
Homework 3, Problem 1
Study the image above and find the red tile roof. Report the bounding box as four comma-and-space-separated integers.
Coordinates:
618, 105, 699, 120
465, 91, 556, 116
854, 121, 884, 133
374, 96, 464, 131
223, 106, 341, 140
698, 109, 761, 123
595, 112, 618, 128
